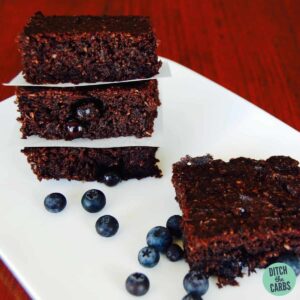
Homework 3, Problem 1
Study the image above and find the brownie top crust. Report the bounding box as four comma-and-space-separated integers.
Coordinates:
23, 12, 152, 35
172, 155, 300, 240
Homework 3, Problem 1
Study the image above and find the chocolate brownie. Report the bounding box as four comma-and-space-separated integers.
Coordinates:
22, 147, 162, 183
16, 80, 160, 140
18, 12, 161, 84
172, 155, 300, 286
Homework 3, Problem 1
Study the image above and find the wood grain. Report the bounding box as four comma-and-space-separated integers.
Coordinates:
0, 0, 299, 298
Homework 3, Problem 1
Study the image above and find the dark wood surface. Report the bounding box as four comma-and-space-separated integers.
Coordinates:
0, 0, 299, 299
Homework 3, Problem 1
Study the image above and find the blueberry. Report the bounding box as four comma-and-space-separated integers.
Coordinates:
125, 272, 150, 296
146, 226, 172, 252
166, 244, 184, 262
219, 259, 242, 278
166, 215, 182, 238
66, 120, 83, 139
44, 193, 67, 213
278, 254, 300, 276
76, 106, 93, 120
74, 98, 104, 121
138, 246, 160, 268
182, 292, 203, 300
81, 189, 106, 213
95, 215, 119, 237
103, 172, 121, 187
183, 270, 209, 296
76, 101, 103, 121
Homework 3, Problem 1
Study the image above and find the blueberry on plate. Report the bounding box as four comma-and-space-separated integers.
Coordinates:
125, 272, 150, 296
103, 172, 121, 187
146, 226, 172, 252
81, 189, 106, 213
182, 292, 203, 300
95, 215, 119, 237
166, 244, 184, 262
277, 254, 300, 276
183, 270, 209, 296
138, 246, 160, 268
166, 215, 183, 238
44, 193, 67, 213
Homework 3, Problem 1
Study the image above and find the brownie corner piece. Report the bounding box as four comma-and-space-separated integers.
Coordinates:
18, 12, 161, 84
22, 146, 162, 183
172, 154, 300, 286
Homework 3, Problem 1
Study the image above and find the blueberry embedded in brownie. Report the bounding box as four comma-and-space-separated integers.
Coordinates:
172, 154, 300, 286
18, 12, 162, 84
16, 80, 160, 140
22, 147, 162, 184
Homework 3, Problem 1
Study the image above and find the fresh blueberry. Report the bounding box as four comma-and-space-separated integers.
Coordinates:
166, 215, 182, 238
95, 215, 119, 237
146, 226, 172, 252
74, 98, 104, 121
278, 254, 300, 276
182, 292, 203, 300
183, 270, 209, 296
81, 189, 106, 213
166, 244, 184, 262
66, 120, 83, 139
103, 172, 121, 187
125, 272, 150, 296
44, 193, 67, 213
76, 106, 93, 120
219, 259, 242, 278
138, 246, 160, 268
76, 102, 100, 121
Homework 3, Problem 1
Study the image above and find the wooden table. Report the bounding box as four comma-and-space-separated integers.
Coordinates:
0, 0, 299, 298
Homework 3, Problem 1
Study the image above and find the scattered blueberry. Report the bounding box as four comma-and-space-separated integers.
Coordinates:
166, 244, 184, 262
183, 270, 209, 296
138, 246, 160, 268
166, 215, 182, 238
146, 226, 172, 252
66, 120, 83, 139
44, 193, 67, 213
95, 215, 119, 237
125, 272, 150, 296
81, 189, 106, 213
182, 292, 203, 300
103, 172, 121, 187
278, 254, 300, 276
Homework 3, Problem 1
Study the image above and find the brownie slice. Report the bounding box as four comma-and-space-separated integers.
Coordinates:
172, 155, 300, 286
16, 80, 160, 140
22, 147, 162, 183
18, 12, 161, 84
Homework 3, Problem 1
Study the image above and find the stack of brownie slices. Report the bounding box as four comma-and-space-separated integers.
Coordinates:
16, 12, 162, 184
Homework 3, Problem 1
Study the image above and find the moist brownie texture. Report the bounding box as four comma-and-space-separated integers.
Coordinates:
19, 12, 161, 84
16, 80, 160, 140
172, 155, 300, 286
22, 147, 162, 182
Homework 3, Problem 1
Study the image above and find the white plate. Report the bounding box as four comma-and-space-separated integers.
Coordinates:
0, 57, 299, 300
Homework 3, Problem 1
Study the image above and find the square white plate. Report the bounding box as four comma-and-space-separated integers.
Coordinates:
0, 57, 299, 300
